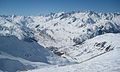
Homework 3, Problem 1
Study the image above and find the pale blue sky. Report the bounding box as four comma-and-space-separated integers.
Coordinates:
0, 0, 120, 15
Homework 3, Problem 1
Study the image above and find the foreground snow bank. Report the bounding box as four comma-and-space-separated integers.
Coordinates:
24, 47, 120, 72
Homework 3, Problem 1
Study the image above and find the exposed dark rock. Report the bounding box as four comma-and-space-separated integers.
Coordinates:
94, 41, 107, 48
35, 25, 40, 28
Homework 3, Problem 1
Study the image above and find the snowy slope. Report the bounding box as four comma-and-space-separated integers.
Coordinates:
25, 45, 120, 72
0, 36, 68, 63
24, 33, 120, 72
0, 36, 69, 72
0, 12, 120, 48
0, 51, 49, 72
58, 33, 120, 62
0, 11, 120, 72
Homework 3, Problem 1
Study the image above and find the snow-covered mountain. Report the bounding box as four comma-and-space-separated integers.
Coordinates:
26, 41, 120, 72
0, 11, 120, 72
0, 36, 69, 72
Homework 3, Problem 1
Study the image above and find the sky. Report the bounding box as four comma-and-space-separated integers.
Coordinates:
0, 0, 120, 15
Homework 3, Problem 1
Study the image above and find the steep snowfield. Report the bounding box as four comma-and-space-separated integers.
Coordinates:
25, 45, 120, 72
0, 36, 52, 63
0, 36, 68, 72
24, 33, 120, 72
59, 33, 120, 62
0, 11, 120, 72
0, 51, 49, 72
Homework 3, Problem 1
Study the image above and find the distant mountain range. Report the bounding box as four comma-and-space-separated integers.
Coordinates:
0, 11, 120, 72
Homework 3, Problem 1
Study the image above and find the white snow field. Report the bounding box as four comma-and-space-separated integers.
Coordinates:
0, 11, 120, 72
25, 45, 120, 72
24, 33, 120, 72
0, 36, 69, 72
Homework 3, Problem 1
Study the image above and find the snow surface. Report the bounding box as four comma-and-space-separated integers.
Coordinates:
25, 46, 120, 72
0, 11, 120, 72
23, 33, 120, 72
0, 36, 69, 72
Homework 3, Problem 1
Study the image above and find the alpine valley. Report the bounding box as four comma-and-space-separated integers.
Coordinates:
0, 11, 120, 72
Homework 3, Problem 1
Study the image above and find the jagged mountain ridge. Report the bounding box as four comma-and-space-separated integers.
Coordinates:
0, 11, 120, 47
0, 11, 120, 60
0, 11, 120, 72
